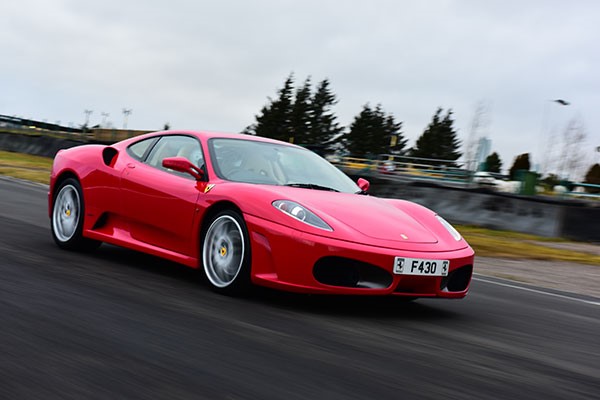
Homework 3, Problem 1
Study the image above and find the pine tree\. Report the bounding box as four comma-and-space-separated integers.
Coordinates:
288, 77, 312, 145
244, 75, 344, 153
244, 74, 295, 142
584, 163, 600, 193
344, 104, 406, 158
305, 79, 344, 151
410, 108, 462, 166
509, 153, 531, 180
484, 152, 502, 173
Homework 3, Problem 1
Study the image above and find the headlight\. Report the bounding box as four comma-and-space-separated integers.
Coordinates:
272, 200, 333, 231
436, 215, 462, 241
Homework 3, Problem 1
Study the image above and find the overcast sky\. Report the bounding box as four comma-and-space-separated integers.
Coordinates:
1, 0, 599, 175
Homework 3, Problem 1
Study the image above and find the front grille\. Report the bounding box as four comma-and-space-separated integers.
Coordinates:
440, 265, 473, 292
313, 257, 393, 289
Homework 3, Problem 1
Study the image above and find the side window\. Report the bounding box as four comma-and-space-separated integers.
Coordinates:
127, 137, 158, 161
145, 135, 205, 177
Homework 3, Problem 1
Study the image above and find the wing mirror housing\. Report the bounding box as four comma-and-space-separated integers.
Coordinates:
357, 177, 370, 192
162, 157, 204, 180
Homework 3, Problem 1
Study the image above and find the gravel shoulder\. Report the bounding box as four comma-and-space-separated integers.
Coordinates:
475, 255, 600, 299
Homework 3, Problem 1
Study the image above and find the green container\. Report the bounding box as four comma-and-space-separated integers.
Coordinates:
517, 170, 537, 195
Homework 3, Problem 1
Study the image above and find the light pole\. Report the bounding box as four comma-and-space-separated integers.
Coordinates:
538, 99, 570, 176
101, 112, 109, 127
122, 108, 132, 129
83, 109, 93, 127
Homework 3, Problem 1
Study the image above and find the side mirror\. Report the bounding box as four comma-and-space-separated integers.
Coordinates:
357, 177, 370, 192
162, 156, 204, 180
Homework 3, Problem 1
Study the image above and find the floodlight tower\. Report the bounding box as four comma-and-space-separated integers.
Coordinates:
122, 108, 132, 129
83, 109, 93, 127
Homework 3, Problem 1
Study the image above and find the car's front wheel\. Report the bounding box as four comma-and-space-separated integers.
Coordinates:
201, 210, 251, 295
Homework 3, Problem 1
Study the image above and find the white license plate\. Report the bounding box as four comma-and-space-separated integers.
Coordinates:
393, 257, 449, 276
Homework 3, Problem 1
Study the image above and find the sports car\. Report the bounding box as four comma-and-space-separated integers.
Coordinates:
49, 130, 474, 298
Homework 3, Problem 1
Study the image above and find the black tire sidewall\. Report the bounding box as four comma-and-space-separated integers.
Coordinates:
51, 178, 99, 251
201, 209, 252, 295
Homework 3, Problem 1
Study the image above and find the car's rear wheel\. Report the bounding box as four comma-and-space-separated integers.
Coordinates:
51, 178, 100, 251
202, 210, 251, 294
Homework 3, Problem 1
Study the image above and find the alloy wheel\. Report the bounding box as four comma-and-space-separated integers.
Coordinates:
203, 214, 246, 288
52, 184, 81, 243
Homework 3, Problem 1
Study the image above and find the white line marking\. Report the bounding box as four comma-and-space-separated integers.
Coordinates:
473, 275, 600, 306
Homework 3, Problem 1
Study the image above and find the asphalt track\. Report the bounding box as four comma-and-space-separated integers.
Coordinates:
1, 177, 599, 400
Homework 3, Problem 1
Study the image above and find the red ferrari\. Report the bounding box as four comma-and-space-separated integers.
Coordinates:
49, 130, 474, 298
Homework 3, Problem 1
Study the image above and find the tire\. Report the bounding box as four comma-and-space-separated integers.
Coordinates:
201, 209, 251, 294
51, 178, 100, 251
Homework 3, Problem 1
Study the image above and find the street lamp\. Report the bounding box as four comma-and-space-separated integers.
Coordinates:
83, 109, 93, 127
538, 99, 570, 176
101, 112, 109, 127
122, 108, 132, 129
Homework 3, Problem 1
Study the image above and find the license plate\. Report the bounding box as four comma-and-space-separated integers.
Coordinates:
393, 257, 449, 276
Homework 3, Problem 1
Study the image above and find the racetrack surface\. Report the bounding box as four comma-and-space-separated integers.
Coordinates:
1, 178, 599, 399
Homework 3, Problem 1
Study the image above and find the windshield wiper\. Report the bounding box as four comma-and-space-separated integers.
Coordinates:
284, 183, 340, 192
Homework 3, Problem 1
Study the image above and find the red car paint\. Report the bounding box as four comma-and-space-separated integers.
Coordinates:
49, 130, 474, 298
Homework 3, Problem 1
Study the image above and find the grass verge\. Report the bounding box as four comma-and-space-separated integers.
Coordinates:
457, 225, 600, 266
0, 150, 52, 184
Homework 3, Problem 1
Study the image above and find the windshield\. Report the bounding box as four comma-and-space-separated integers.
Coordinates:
209, 138, 359, 194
